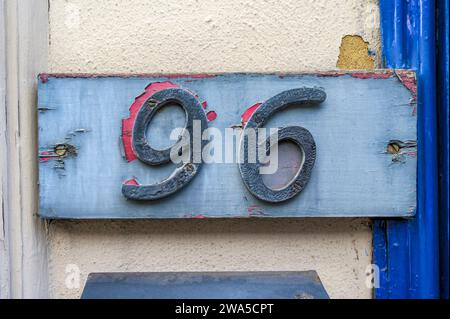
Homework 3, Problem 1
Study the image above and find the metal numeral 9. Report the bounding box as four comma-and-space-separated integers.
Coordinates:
122, 88, 208, 200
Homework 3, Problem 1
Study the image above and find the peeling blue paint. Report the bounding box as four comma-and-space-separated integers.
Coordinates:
375, 0, 442, 299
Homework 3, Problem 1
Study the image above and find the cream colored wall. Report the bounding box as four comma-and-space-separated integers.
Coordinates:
47, 0, 379, 299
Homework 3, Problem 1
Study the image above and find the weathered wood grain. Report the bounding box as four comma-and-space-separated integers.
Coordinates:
38, 71, 417, 218
1, 0, 49, 298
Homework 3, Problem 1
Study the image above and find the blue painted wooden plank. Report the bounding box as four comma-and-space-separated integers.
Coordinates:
80, 271, 329, 299
38, 72, 417, 219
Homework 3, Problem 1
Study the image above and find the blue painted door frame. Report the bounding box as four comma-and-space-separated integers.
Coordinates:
375, 0, 449, 299
437, 0, 449, 299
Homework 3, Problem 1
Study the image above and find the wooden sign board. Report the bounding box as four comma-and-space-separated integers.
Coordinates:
38, 71, 417, 219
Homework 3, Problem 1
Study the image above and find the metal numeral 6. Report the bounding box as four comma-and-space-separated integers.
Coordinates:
238, 88, 326, 203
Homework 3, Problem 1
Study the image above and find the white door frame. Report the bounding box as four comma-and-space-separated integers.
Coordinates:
0, 0, 49, 298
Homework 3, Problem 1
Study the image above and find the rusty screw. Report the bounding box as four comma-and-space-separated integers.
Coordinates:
387, 142, 401, 154
185, 163, 194, 172
54, 144, 68, 157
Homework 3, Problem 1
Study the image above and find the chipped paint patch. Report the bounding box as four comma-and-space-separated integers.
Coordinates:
386, 140, 417, 163
38, 106, 56, 112
121, 82, 214, 161
395, 70, 417, 102
39, 151, 53, 162
206, 111, 217, 122
349, 71, 392, 79
38, 127, 90, 175
318, 70, 393, 79
124, 178, 139, 185
241, 102, 262, 126
393, 70, 417, 116
247, 205, 267, 216
182, 214, 208, 218
121, 81, 178, 162
337, 35, 375, 70
39, 143, 78, 172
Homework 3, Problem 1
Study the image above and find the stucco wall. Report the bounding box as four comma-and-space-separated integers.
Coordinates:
47, 0, 380, 299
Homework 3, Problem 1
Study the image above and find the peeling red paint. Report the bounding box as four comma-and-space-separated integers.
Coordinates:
317, 70, 393, 79
395, 70, 417, 101
191, 214, 207, 219
241, 102, 262, 126
349, 71, 393, 79
206, 111, 217, 122
124, 178, 139, 185
39, 74, 50, 83
121, 81, 178, 162
121, 82, 213, 162
395, 70, 417, 116
39, 151, 53, 161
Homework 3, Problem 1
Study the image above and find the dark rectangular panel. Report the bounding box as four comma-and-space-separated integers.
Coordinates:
81, 271, 329, 299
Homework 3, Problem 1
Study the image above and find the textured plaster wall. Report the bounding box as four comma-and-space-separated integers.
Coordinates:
47, 0, 379, 298
49, 0, 380, 73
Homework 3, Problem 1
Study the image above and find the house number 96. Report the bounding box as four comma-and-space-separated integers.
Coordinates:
122, 87, 326, 203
